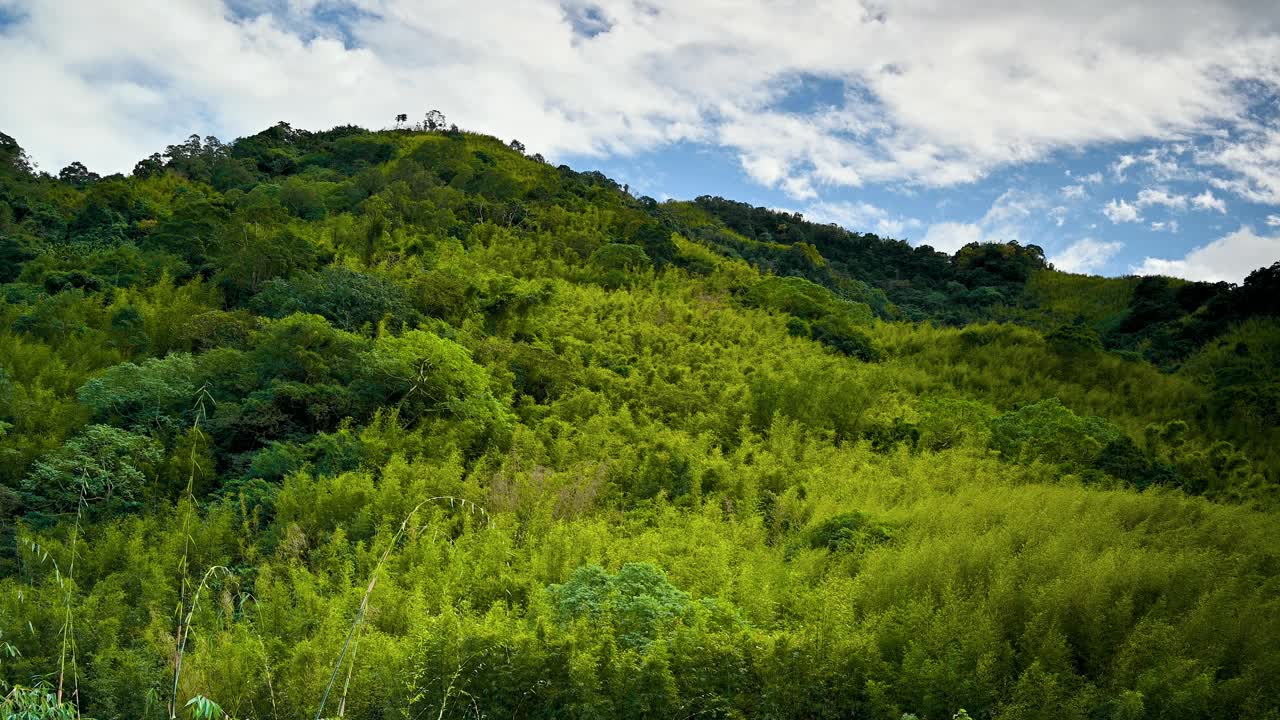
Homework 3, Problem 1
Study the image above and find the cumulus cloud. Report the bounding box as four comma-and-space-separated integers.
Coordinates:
1198, 124, 1280, 204
1132, 226, 1280, 282
780, 176, 818, 201
1135, 187, 1187, 209
1191, 189, 1227, 213
919, 187, 1046, 252
1060, 184, 1086, 200
982, 187, 1046, 228
1, 0, 1279, 191
1103, 198, 1143, 223
1150, 220, 1180, 233
1267, 214, 1280, 227
1050, 238, 1124, 274
805, 199, 921, 238
1138, 146, 1186, 180
1114, 146, 1190, 183
1112, 154, 1138, 180
920, 221, 985, 253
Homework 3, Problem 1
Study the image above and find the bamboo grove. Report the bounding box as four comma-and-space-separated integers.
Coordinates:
0, 118, 1277, 719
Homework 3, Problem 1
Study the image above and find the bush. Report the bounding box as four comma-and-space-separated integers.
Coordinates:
802, 511, 896, 552
551, 563, 693, 649
22, 424, 162, 519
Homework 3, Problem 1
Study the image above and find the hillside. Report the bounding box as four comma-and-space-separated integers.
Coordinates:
0, 122, 1278, 720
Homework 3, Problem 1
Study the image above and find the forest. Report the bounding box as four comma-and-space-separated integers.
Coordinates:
0, 115, 1277, 719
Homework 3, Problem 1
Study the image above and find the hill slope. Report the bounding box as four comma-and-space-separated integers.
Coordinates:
0, 123, 1278, 720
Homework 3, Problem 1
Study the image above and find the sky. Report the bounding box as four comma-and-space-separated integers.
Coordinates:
2, 1, 1280, 282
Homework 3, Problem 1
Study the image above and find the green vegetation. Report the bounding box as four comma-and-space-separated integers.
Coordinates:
0, 116, 1277, 719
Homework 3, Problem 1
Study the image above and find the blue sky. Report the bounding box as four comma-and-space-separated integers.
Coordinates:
2, 0, 1279, 281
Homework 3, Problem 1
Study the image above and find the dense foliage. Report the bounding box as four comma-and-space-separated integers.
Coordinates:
0, 117, 1277, 720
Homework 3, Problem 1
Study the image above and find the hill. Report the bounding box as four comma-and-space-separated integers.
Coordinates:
0, 120, 1278, 719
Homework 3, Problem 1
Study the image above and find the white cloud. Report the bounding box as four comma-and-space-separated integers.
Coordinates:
1051, 238, 1124, 274
1197, 125, 1280, 204
920, 221, 985, 253
740, 154, 788, 187
1080, 172, 1104, 184
982, 187, 1046, 228
1114, 146, 1190, 183
781, 175, 818, 201
1050, 205, 1068, 226
1103, 198, 1143, 223
1136, 146, 1186, 181
1267, 214, 1280, 227
1150, 220, 1179, 232
918, 187, 1046, 252
1191, 189, 1227, 213
1060, 184, 1086, 200
1132, 226, 1280, 282
1112, 154, 1138, 180
1135, 187, 1187, 210
805, 199, 921, 237
0, 0, 1277, 193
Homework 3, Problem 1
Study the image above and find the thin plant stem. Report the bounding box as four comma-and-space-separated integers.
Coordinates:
57, 479, 89, 720
239, 594, 279, 720
335, 588, 369, 718
170, 386, 212, 720
171, 565, 230, 720
316, 496, 489, 720
317, 577, 374, 720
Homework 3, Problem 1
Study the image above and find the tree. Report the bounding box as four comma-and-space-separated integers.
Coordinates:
78, 354, 197, 432
325, 135, 397, 173
509, 139, 526, 154
0, 236, 35, 283
989, 398, 1127, 474
58, 161, 101, 186
395, 113, 408, 128
424, 109, 447, 132
590, 243, 650, 288
247, 313, 367, 386
550, 563, 692, 649
279, 177, 326, 220
629, 223, 677, 266
1046, 323, 1103, 354
132, 152, 165, 179
22, 424, 162, 519
357, 329, 509, 429
214, 222, 321, 301
802, 511, 895, 552
0, 131, 34, 175
1234, 261, 1280, 318
249, 267, 420, 331
362, 212, 386, 266
147, 191, 229, 265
